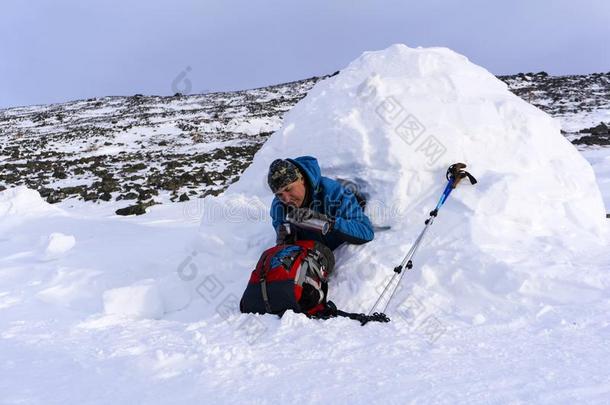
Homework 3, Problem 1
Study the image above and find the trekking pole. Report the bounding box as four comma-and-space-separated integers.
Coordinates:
368, 163, 477, 316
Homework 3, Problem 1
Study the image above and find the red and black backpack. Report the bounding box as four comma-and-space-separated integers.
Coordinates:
239, 240, 334, 316
239, 240, 390, 325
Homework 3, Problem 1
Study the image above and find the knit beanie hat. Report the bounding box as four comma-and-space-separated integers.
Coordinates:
267, 159, 302, 193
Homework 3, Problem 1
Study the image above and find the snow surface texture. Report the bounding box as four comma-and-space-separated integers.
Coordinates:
582, 148, 610, 211
1, 45, 609, 404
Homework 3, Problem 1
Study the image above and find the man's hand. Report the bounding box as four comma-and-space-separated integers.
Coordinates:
289, 208, 334, 234
291, 208, 330, 223
276, 223, 295, 245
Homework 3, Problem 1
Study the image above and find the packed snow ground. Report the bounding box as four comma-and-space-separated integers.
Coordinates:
1, 45, 610, 404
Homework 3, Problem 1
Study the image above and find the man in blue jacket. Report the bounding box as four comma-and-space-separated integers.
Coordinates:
268, 156, 374, 251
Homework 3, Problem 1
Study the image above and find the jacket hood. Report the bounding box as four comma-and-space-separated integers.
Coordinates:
288, 156, 322, 192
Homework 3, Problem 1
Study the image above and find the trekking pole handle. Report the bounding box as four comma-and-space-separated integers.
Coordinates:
446, 163, 477, 189
435, 179, 455, 211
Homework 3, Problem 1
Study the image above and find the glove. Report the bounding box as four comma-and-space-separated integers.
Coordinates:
276, 223, 295, 245
289, 208, 334, 233
290, 207, 329, 222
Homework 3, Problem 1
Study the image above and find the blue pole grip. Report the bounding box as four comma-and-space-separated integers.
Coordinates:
435, 178, 455, 211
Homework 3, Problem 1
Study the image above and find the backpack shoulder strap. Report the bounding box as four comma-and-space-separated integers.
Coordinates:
258, 245, 285, 313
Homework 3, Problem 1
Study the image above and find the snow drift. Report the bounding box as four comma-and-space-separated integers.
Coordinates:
0, 186, 64, 220
196, 44, 607, 324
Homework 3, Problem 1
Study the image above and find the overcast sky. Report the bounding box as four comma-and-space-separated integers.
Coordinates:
1, 0, 609, 109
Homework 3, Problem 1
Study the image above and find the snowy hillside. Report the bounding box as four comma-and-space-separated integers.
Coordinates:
1, 68, 609, 214
499, 71, 610, 143
0, 77, 323, 213
1, 45, 609, 404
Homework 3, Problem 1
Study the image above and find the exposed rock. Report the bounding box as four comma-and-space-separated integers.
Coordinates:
118, 192, 138, 200
115, 199, 156, 216
52, 168, 68, 179
573, 122, 610, 145
46, 190, 66, 204
83, 192, 97, 201
115, 204, 146, 216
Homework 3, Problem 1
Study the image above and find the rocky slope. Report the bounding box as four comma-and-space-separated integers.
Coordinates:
498, 71, 610, 145
0, 71, 608, 214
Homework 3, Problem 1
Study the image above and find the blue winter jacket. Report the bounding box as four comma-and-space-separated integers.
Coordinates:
270, 156, 374, 251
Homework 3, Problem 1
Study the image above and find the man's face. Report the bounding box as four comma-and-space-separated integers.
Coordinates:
275, 177, 306, 207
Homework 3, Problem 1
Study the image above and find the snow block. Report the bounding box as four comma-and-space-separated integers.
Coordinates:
103, 280, 165, 319
44, 232, 76, 258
